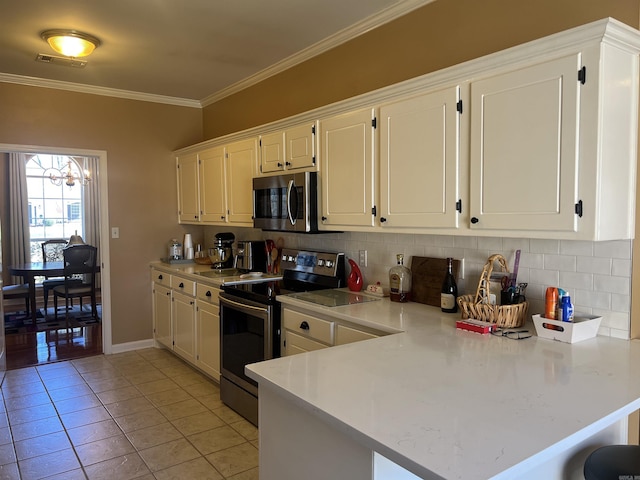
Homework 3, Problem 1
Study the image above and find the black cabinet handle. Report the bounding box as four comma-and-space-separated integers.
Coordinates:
277, 162, 283, 167
285, 161, 292, 167
166, 291, 171, 296
300, 321, 310, 330
471, 217, 479, 224
321, 216, 327, 222
179, 282, 184, 288
158, 275, 163, 280
206, 291, 212, 297
380, 217, 387, 223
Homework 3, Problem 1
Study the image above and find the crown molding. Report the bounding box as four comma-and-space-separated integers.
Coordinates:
0, 0, 433, 108
0, 72, 202, 108
200, 0, 435, 107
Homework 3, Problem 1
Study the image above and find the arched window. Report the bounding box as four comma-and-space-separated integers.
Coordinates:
25, 155, 87, 261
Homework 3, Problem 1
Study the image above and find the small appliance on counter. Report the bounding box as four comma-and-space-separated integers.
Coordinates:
209, 232, 235, 270
234, 240, 267, 272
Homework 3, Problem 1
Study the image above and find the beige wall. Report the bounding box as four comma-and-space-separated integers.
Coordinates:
0, 83, 202, 345
203, 0, 640, 138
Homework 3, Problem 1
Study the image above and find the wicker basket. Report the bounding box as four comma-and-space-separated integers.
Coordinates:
457, 254, 529, 328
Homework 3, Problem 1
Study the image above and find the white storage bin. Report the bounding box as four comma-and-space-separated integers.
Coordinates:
532, 314, 602, 343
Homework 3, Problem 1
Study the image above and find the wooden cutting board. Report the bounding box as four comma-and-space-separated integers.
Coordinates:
410, 256, 460, 307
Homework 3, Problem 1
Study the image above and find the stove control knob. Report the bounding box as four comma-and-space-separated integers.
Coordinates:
325, 260, 334, 268
318, 259, 325, 266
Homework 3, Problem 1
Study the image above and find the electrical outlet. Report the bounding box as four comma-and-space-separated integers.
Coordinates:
359, 250, 368, 267
111, 227, 120, 239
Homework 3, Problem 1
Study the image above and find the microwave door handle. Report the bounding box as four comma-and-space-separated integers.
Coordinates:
286, 179, 297, 225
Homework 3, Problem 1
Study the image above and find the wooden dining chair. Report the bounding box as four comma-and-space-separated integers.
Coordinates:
2, 283, 30, 316
52, 245, 99, 324
41, 239, 81, 314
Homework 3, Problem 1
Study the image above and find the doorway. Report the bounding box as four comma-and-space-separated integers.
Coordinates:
0, 144, 112, 369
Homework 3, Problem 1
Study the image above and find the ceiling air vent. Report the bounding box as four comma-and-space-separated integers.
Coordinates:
36, 54, 87, 68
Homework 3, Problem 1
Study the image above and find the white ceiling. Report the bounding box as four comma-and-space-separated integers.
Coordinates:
0, 0, 431, 106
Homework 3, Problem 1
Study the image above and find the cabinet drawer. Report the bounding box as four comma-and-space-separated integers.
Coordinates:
197, 284, 220, 305
284, 331, 330, 355
151, 269, 171, 287
171, 276, 196, 296
335, 324, 380, 345
283, 309, 334, 344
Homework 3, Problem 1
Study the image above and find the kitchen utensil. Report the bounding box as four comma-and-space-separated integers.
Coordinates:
347, 259, 363, 292
265, 239, 276, 273
510, 249, 521, 288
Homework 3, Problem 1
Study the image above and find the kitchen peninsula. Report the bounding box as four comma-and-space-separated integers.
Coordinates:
247, 296, 640, 479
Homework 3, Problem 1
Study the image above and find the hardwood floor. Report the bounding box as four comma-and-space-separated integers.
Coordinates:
5, 324, 102, 370
3, 292, 103, 369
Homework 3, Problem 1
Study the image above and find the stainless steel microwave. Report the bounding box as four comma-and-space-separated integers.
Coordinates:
253, 172, 318, 232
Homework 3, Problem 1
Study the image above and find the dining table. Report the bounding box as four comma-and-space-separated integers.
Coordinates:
8, 261, 103, 324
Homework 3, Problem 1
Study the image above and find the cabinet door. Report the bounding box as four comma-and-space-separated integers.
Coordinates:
226, 138, 257, 225
470, 54, 580, 232
379, 87, 461, 228
199, 146, 227, 223
320, 108, 376, 227
176, 153, 200, 223
172, 290, 196, 364
335, 324, 379, 346
153, 284, 172, 349
196, 300, 220, 381
286, 123, 316, 170
282, 331, 329, 357
260, 132, 285, 174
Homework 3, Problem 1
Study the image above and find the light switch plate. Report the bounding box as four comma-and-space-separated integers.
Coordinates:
111, 227, 120, 239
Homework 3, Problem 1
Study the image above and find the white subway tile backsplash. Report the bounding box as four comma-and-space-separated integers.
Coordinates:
204, 227, 632, 340
594, 274, 631, 295
559, 240, 594, 256
576, 256, 611, 275
530, 239, 560, 254
612, 258, 632, 277
559, 271, 594, 290
544, 254, 577, 272
594, 240, 631, 259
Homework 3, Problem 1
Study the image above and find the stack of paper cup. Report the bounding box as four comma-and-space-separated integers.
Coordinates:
184, 234, 194, 260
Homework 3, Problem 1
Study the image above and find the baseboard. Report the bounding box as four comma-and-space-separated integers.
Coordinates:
110, 338, 155, 354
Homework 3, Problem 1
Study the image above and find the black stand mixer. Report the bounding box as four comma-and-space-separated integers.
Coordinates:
209, 232, 235, 270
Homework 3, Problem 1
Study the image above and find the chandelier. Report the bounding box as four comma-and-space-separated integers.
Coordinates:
45, 160, 92, 187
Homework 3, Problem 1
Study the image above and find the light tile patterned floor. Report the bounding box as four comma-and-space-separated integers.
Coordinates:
0, 349, 259, 479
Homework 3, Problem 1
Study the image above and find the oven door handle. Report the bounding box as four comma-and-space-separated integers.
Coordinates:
220, 295, 269, 316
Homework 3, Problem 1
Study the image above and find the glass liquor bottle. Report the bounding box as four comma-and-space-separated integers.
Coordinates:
389, 254, 411, 302
441, 257, 458, 313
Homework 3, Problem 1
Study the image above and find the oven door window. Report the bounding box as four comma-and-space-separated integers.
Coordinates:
221, 303, 267, 389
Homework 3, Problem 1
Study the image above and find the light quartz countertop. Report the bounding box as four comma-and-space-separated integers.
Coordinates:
248, 293, 640, 479
150, 261, 281, 288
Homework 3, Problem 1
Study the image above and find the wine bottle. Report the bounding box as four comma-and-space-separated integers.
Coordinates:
441, 257, 458, 313
389, 254, 411, 302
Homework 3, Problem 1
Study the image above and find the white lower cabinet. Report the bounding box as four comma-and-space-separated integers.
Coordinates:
152, 283, 172, 350
172, 290, 196, 364
152, 269, 221, 381
196, 285, 221, 381
282, 305, 384, 356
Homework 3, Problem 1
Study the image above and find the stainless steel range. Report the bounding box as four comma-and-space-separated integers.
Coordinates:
219, 248, 345, 425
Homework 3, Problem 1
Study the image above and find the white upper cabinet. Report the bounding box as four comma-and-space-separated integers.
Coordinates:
319, 108, 376, 228
259, 123, 317, 174
176, 153, 200, 223
469, 33, 639, 240
199, 146, 227, 223
379, 86, 463, 229
226, 137, 257, 225
470, 54, 580, 233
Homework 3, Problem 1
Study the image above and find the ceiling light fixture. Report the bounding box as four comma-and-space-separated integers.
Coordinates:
41, 29, 100, 58
45, 160, 92, 187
